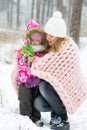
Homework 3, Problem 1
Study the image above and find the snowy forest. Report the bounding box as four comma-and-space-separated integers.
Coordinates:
0, 0, 87, 130
0, 0, 87, 43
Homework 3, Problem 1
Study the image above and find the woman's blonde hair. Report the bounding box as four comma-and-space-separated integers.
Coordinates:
44, 36, 69, 53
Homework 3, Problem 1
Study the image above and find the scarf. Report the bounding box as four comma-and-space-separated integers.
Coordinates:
31, 38, 87, 114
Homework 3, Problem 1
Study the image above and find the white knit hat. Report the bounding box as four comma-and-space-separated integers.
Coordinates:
44, 11, 67, 38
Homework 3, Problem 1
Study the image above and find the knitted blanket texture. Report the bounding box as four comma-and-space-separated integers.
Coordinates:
31, 39, 87, 114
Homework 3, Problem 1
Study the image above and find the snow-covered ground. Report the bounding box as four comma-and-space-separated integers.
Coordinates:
0, 37, 87, 130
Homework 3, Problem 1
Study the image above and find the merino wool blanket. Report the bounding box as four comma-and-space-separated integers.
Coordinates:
31, 38, 87, 114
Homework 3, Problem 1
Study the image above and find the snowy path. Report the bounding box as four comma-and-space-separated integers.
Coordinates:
0, 62, 87, 130
0, 38, 87, 130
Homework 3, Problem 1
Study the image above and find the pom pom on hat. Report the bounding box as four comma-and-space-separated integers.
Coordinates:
53, 11, 62, 18
26, 19, 41, 30
44, 11, 67, 38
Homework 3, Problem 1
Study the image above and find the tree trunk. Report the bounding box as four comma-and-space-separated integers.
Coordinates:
41, 0, 46, 25
7, 0, 13, 28
31, 0, 35, 18
46, 0, 51, 17
16, 0, 20, 29
56, 0, 63, 14
36, 0, 41, 23
67, 0, 72, 32
7, 0, 10, 27
10, 0, 13, 28
50, 0, 53, 16
69, 0, 83, 43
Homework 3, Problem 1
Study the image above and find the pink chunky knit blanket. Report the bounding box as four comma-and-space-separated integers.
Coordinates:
31, 38, 87, 114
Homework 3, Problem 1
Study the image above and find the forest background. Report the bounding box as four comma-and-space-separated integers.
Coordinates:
0, 0, 87, 44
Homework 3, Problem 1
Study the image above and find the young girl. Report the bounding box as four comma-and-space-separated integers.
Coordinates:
14, 20, 46, 127
31, 12, 87, 130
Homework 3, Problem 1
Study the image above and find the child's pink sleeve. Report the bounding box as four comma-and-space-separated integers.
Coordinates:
11, 65, 19, 94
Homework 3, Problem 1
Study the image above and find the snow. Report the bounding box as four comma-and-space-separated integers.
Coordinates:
0, 37, 87, 130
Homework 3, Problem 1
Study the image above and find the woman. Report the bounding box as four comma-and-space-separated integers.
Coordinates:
31, 11, 87, 130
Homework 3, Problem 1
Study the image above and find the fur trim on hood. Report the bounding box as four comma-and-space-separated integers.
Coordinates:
23, 28, 46, 46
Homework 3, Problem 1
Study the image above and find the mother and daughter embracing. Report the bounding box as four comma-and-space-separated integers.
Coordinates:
11, 11, 87, 130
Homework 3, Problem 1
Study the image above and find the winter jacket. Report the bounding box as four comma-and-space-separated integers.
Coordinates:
17, 51, 43, 88
16, 28, 46, 88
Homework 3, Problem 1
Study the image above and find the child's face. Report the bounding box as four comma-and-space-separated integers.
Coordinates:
30, 33, 42, 46
31, 39, 41, 45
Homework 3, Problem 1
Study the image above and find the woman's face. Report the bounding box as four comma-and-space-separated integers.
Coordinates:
46, 34, 57, 46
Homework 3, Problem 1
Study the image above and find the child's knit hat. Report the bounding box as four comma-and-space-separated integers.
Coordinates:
26, 19, 41, 30
26, 19, 42, 42
44, 11, 67, 38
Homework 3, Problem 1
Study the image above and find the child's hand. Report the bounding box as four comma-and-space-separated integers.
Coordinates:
23, 54, 28, 59
23, 38, 30, 46
31, 56, 39, 63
